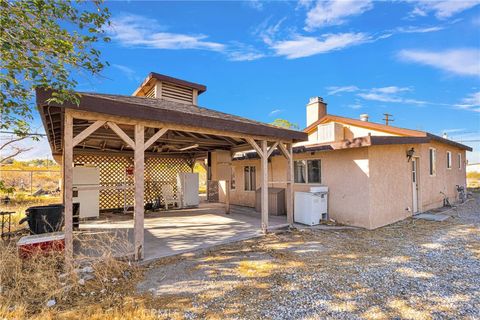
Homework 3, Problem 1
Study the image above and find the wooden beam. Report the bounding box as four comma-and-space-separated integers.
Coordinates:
72, 120, 105, 147
144, 128, 168, 151
267, 141, 279, 158
106, 122, 136, 149
134, 124, 145, 260
64, 111, 74, 264
68, 109, 291, 143
278, 142, 292, 162
261, 140, 268, 233
245, 137, 263, 157
286, 143, 294, 225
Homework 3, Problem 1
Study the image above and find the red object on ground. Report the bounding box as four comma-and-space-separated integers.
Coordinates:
126, 166, 134, 175
17, 232, 65, 258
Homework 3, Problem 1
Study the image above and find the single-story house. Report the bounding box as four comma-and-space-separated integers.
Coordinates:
37, 71, 471, 261
220, 97, 472, 229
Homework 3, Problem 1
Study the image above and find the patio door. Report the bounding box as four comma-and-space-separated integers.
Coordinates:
412, 158, 419, 214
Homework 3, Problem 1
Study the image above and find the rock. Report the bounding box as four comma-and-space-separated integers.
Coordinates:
82, 266, 94, 273
100, 289, 106, 294
46, 299, 56, 307
83, 274, 95, 281
111, 277, 118, 282
123, 271, 131, 278
78, 278, 85, 286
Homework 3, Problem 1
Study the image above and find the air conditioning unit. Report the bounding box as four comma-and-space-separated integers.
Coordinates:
294, 186, 328, 226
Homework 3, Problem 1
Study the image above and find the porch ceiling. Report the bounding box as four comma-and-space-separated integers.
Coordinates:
39, 105, 249, 157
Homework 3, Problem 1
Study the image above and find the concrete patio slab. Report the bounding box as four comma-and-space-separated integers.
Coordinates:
77, 203, 287, 262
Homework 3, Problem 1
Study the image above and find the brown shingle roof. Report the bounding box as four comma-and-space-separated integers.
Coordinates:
36, 90, 307, 142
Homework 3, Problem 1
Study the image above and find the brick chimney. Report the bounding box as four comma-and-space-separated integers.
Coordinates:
306, 97, 327, 127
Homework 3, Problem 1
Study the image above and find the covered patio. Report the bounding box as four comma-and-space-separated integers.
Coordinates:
37, 75, 306, 262
78, 203, 288, 262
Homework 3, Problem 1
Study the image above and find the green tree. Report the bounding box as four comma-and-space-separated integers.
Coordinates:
0, 0, 111, 135
270, 118, 300, 130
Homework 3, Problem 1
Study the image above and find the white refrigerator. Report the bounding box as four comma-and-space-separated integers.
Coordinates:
73, 167, 100, 219
177, 172, 199, 207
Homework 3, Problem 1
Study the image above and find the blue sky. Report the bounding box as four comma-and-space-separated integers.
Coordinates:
20, 0, 480, 161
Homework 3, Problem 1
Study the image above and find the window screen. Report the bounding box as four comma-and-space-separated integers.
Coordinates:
244, 166, 256, 191
294, 160, 306, 183
307, 160, 321, 183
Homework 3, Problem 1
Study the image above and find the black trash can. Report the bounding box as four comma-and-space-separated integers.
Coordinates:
50, 203, 80, 230
25, 205, 64, 234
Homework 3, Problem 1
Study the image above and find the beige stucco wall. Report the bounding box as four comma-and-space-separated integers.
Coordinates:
223, 141, 467, 229
230, 148, 372, 228
416, 142, 466, 211
368, 145, 414, 229
344, 124, 399, 139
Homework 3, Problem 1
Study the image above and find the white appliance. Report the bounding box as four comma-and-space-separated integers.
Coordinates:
177, 172, 199, 207
294, 186, 328, 226
73, 166, 100, 219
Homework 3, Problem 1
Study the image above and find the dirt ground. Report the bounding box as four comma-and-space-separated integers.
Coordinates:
3, 195, 479, 319
135, 194, 480, 319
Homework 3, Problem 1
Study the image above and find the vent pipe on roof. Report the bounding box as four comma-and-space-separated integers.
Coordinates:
443, 132, 448, 139
359, 114, 369, 122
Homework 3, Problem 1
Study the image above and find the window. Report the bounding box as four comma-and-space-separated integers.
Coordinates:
294, 160, 306, 183
458, 153, 462, 170
294, 159, 321, 183
447, 151, 452, 169
429, 148, 436, 176
244, 166, 256, 191
231, 167, 236, 190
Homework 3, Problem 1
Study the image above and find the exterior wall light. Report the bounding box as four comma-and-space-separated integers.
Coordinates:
406, 147, 415, 162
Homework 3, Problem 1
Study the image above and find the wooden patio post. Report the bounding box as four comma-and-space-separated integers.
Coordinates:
286, 143, 294, 225
64, 111, 74, 263
261, 140, 269, 233
134, 124, 145, 260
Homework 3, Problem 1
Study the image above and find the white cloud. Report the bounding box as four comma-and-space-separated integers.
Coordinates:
269, 109, 283, 116
372, 86, 411, 94
244, 0, 264, 11
111, 64, 140, 81
455, 91, 480, 112
398, 49, 480, 77
357, 92, 402, 103
109, 14, 225, 52
408, 0, 480, 19
108, 14, 267, 62
394, 25, 445, 33
272, 33, 370, 59
347, 103, 363, 109
326, 85, 359, 95
305, 0, 373, 30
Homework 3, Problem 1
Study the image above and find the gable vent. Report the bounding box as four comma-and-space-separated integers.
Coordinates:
145, 86, 156, 98
162, 82, 193, 104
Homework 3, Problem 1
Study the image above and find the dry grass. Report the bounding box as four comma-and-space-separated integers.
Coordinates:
0, 232, 141, 320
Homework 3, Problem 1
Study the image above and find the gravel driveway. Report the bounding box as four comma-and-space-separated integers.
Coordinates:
138, 194, 480, 319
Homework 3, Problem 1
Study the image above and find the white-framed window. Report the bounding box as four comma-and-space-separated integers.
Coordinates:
447, 151, 452, 169
294, 159, 321, 184
429, 148, 437, 176
231, 167, 236, 190
244, 166, 256, 191
458, 153, 462, 170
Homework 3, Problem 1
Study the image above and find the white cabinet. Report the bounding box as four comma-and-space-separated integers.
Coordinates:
177, 173, 199, 207
73, 167, 100, 219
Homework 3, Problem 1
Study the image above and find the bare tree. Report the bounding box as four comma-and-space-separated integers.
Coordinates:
0, 135, 33, 164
